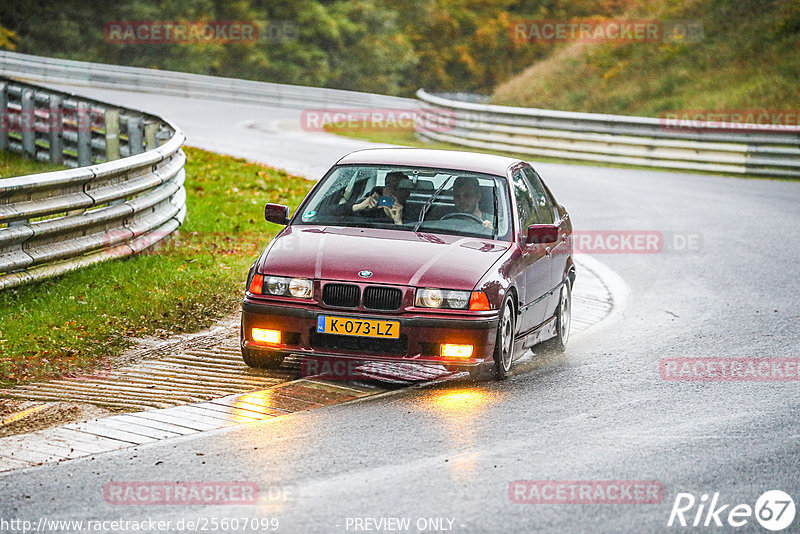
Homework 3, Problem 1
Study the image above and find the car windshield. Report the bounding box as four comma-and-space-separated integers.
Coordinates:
294, 165, 513, 241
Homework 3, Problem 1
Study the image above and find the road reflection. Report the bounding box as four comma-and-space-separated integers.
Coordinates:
422, 388, 494, 481
230, 389, 304, 423
229, 391, 276, 424
428, 389, 489, 414
228, 390, 299, 516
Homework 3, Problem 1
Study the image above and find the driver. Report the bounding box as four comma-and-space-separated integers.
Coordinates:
445, 176, 493, 230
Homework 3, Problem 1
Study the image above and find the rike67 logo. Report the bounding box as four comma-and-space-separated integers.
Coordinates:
668, 490, 796, 531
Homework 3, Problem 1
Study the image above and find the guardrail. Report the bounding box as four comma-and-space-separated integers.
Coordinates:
416, 90, 800, 178
0, 77, 186, 290
0, 50, 415, 110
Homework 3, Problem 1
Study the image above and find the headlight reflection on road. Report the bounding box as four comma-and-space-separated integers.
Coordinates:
229, 390, 301, 515
231, 390, 283, 423
428, 389, 489, 414
424, 388, 493, 481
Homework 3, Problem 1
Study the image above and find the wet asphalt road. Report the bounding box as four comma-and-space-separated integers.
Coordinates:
1, 86, 799, 533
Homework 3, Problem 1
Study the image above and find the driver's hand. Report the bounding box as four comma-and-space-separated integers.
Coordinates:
353, 193, 378, 212
384, 202, 404, 225
482, 220, 493, 230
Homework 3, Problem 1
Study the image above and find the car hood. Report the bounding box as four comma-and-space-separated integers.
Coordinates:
258, 225, 511, 289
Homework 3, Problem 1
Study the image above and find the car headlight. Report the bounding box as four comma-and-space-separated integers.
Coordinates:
264, 276, 313, 299
415, 288, 470, 309
289, 278, 313, 298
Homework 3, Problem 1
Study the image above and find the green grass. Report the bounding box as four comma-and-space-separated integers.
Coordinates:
0, 147, 313, 385
0, 151, 66, 178
492, 0, 800, 116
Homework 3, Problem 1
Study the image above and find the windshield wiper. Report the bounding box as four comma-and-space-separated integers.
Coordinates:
413, 175, 452, 232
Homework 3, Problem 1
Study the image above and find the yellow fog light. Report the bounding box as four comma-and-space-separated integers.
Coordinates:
252, 328, 281, 345
441, 344, 473, 358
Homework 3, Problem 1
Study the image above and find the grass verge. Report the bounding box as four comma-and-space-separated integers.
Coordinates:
0, 151, 66, 178
491, 2, 799, 116
0, 147, 313, 385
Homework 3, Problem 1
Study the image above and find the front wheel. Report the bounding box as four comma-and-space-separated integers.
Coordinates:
543, 278, 572, 352
493, 298, 516, 380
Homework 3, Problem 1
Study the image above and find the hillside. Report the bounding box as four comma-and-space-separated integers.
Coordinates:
492, 0, 800, 116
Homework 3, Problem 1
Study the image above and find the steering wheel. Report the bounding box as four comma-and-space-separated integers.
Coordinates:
441, 212, 483, 224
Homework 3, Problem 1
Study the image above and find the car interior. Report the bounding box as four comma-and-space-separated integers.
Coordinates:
304, 166, 511, 239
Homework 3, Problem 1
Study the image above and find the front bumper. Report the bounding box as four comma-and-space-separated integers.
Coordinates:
241, 298, 499, 367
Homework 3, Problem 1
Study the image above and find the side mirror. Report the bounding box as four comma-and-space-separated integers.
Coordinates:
265, 203, 289, 225
526, 223, 558, 245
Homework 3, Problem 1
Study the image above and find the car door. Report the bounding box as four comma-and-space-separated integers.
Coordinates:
510, 166, 551, 335
523, 166, 568, 320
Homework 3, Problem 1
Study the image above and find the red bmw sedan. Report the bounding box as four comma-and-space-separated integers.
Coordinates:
241, 148, 574, 379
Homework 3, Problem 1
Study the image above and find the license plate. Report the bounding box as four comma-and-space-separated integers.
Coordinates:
316, 315, 400, 339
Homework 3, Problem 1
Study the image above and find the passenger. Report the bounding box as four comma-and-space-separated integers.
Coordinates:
348, 171, 408, 225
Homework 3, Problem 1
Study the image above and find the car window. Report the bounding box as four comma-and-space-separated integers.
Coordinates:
295, 165, 513, 241
512, 168, 538, 235
522, 167, 556, 224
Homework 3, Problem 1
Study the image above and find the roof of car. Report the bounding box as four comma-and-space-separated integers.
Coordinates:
335, 148, 523, 176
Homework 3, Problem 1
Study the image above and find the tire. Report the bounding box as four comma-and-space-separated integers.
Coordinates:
542, 277, 572, 352
241, 346, 285, 369
493, 297, 516, 380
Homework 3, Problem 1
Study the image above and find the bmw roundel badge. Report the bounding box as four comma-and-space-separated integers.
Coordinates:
358, 270, 373, 278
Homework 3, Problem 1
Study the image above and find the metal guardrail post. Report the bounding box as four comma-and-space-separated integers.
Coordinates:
104, 108, 120, 160
76, 101, 91, 166
144, 122, 158, 150
48, 94, 63, 164
21, 88, 35, 158
128, 116, 144, 155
